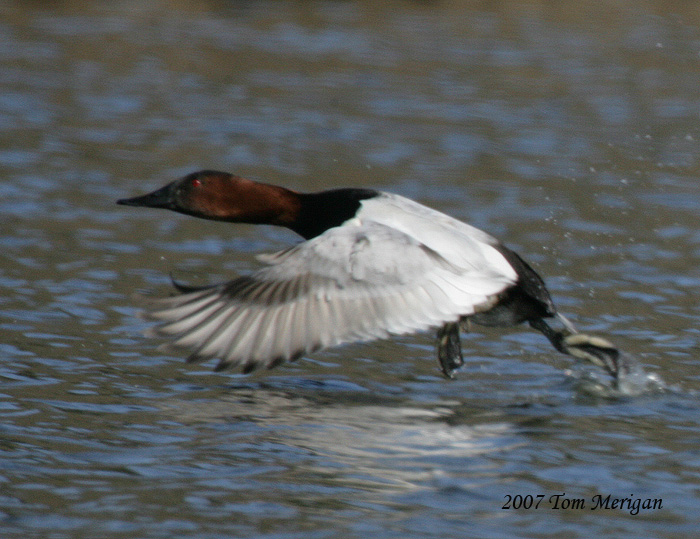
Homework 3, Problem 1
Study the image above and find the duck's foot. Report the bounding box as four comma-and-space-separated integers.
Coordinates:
529, 318, 629, 380
559, 333, 629, 379
437, 322, 463, 379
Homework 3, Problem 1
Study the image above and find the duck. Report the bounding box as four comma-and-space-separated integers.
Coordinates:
118, 170, 624, 380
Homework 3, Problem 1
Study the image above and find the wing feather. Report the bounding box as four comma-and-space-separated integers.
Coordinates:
142, 220, 516, 371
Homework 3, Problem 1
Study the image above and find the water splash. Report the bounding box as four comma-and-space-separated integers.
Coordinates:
569, 351, 670, 398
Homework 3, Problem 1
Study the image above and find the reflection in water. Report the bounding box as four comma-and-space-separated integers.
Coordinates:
158, 384, 522, 493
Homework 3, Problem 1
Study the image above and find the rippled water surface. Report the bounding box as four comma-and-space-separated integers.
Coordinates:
2, 1, 700, 537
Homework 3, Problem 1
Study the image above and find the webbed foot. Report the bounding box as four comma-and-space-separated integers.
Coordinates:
437, 322, 463, 379
529, 318, 629, 380
559, 333, 628, 379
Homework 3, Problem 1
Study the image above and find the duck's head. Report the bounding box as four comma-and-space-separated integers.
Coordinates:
117, 170, 301, 226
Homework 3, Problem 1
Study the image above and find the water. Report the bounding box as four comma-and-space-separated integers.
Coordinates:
2, 1, 700, 537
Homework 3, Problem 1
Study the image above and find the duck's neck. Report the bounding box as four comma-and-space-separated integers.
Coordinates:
289, 188, 379, 239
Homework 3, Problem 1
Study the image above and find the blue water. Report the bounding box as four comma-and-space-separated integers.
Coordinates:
2, 2, 700, 538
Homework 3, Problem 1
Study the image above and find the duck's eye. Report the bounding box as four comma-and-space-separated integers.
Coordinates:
192, 178, 203, 188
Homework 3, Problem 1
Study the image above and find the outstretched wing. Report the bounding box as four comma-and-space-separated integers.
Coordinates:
143, 222, 516, 372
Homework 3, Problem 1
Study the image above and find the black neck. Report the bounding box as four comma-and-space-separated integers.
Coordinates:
290, 188, 379, 239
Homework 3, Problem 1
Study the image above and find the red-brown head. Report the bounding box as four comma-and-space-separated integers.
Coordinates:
118, 170, 302, 228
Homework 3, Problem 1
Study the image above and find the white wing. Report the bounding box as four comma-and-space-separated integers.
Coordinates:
144, 220, 516, 372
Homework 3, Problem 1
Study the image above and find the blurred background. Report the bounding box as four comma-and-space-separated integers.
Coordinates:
1, 1, 700, 538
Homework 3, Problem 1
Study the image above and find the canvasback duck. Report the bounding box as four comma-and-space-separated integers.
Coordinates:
118, 170, 624, 379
